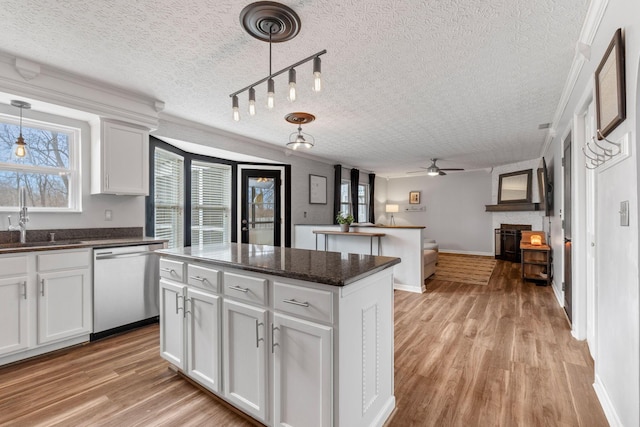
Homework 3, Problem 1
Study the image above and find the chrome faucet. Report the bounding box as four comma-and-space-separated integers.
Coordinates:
8, 187, 28, 243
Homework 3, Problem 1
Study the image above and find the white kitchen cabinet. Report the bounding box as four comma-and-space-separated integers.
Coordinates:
36, 249, 92, 345
0, 249, 93, 367
37, 269, 91, 345
91, 118, 149, 195
0, 255, 28, 357
159, 278, 185, 369
272, 313, 332, 427
186, 287, 221, 393
0, 277, 28, 356
223, 299, 268, 422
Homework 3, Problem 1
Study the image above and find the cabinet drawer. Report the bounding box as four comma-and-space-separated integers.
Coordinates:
160, 259, 184, 282
37, 250, 89, 271
0, 255, 28, 276
223, 272, 267, 306
187, 264, 220, 293
273, 282, 333, 324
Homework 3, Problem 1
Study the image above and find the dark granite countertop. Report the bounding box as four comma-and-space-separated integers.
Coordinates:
295, 224, 425, 229
157, 243, 401, 287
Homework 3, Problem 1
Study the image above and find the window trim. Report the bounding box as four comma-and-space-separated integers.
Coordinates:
0, 113, 81, 213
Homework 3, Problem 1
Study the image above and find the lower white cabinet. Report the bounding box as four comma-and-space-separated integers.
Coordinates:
272, 313, 332, 427
0, 275, 29, 356
160, 278, 222, 393
186, 287, 221, 393
223, 299, 268, 422
160, 279, 185, 369
37, 269, 91, 345
0, 249, 92, 366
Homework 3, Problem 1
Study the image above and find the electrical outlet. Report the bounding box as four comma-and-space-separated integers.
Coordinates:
105, 209, 113, 221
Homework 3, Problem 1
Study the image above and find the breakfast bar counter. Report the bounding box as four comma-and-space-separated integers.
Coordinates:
156, 242, 399, 427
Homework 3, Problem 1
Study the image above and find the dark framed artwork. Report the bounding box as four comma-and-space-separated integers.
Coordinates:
595, 28, 626, 139
309, 174, 327, 204
409, 191, 420, 204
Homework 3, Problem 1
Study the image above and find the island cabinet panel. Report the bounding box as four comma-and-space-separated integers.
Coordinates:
159, 279, 186, 369
223, 299, 268, 422
186, 288, 221, 393
273, 313, 332, 427
157, 243, 398, 427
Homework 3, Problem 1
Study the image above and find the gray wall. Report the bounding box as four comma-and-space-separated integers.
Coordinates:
383, 170, 493, 254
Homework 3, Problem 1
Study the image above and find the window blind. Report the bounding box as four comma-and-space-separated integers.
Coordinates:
191, 161, 231, 246
154, 148, 184, 248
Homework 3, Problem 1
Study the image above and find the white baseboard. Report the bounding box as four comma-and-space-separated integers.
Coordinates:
393, 283, 424, 293
371, 396, 396, 427
551, 280, 564, 306
439, 249, 494, 256
593, 374, 623, 427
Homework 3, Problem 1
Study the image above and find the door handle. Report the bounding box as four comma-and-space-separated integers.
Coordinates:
242, 219, 248, 224
242, 227, 249, 231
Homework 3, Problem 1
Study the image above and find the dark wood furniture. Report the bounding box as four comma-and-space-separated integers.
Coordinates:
520, 243, 552, 286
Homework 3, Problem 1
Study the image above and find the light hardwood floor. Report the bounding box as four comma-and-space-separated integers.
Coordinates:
0, 259, 608, 426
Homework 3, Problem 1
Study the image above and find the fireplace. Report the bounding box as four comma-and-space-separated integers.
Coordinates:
494, 224, 532, 262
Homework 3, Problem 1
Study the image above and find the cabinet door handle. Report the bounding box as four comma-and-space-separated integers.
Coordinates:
105, 174, 109, 189
188, 275, 206, 282
40, 279, 45, 296
228, 285, 249, 293
161, 267, 175, 274
22, 281, 27, 300
184, 298, 191, 318
255, 320, 264, 348
282, 298, 309, 307
271, 323, 279, 353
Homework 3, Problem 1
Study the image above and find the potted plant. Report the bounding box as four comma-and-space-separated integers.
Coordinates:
336, 211, 354, 232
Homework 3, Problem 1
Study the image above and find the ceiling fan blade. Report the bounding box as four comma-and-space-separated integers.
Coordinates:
439, 171, 447, 176
407, 170, 426, 174
439, 168, 465, 171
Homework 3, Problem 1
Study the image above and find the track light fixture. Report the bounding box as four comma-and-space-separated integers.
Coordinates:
229, 2, 326, 120
11, 100, 31, 159
285, 112, 315, 150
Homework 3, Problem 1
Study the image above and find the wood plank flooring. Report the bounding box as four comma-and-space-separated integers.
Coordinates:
0, 259, 608, 426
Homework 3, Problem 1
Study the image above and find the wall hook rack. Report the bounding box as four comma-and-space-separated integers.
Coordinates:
583, 129, 622, 169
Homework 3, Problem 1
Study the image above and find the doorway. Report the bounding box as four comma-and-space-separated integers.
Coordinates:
563, 132, 573, 322
240, 169, 282, 246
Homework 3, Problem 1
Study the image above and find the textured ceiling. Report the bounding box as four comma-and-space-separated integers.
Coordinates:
0, 0, 589, 176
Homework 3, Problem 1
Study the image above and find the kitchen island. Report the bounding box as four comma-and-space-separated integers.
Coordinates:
156, 243, 400, 427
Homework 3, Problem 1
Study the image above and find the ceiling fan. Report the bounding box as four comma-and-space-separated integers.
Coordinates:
408, 159, 465, 176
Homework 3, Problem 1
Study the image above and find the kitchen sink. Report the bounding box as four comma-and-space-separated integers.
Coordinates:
0, 240, 83, 249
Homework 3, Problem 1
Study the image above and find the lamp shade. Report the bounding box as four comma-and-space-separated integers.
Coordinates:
530, 235, 542, 246
385, 204, 399, 213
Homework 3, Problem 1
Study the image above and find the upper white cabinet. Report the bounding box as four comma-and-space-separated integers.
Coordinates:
91, 119, 149, 195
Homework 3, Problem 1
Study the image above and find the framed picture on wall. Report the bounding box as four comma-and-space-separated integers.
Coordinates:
409, 191, 420, 204
309, 174, 327, 204
595, 28, 626, 139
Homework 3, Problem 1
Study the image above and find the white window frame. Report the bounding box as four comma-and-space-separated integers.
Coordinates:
0, 113, 81, 212
340, 180, 369, 221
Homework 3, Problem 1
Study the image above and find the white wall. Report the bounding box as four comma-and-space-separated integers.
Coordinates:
0, 104, 145, 230
382, 170, 493, 254
543, 0, 640, 425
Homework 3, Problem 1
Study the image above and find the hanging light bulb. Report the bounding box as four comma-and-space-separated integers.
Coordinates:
288, 68, 297, 102
248, 87, 256, 116
232, 95, 240, 121
267, 78, 275, 109
312, 56, 322, 92
11, 100, 31, 159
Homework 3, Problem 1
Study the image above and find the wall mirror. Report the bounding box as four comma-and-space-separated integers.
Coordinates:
498, 169, 532, 204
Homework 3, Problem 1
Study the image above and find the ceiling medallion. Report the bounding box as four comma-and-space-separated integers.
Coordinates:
286, 112, 315, 150
230, 2, 326, 122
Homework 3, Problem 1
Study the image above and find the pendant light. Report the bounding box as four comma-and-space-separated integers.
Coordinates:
229, 2, 326, 119
11, 100, 31, 159
285, 112, 315, 150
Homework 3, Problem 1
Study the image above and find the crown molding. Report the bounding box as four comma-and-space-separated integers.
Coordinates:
540, 0, 609, 156
0, 51, 162, 130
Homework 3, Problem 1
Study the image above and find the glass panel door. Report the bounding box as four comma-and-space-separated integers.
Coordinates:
241, 169, 281, 246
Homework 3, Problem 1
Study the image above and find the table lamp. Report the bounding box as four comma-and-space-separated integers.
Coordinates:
385, 204, 399, 226
530, 234, 542, 246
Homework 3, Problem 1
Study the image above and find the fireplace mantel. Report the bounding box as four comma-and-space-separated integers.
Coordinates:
485, 203, 541, 212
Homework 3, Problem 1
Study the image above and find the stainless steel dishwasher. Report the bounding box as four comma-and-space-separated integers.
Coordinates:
92, 243, 164, 340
